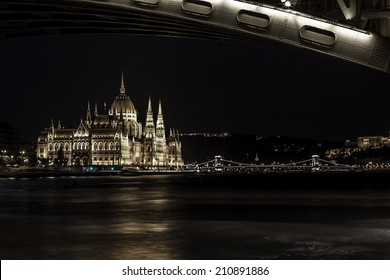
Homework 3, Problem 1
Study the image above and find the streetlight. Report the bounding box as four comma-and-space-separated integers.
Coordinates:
20, 151, 26, 166
1, 150, 7, 166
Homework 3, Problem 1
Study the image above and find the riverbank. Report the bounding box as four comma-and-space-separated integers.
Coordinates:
0, 167, 195, 179
2, 167, 390, 189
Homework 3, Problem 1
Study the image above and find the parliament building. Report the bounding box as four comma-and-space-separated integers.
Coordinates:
37, 73, 184, 169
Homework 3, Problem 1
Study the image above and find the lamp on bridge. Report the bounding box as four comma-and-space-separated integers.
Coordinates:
281, 0, 292, 8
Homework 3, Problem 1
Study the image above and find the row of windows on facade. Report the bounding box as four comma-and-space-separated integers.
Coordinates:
50, 156, 119, 162
47, 142, 122, 152
48, 133, 120, 139
93, 157, 119, 161
52, 156, 164, 163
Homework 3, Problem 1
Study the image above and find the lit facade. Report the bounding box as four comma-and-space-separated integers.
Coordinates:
356, 136, 389, 149
37, 73, 183, 168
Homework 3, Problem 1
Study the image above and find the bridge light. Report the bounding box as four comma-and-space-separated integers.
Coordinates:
281, 0, 291, 8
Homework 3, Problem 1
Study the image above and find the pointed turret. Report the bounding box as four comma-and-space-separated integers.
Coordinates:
156, 99, 165, 140
51, 118, 54, 134
144, 96, 155, 139
155, 99, 167, 166
158, 99, 163, 116
86, 101, 92, 127
94, 102, 98, 116
57, 119, 62, 130
120, 71, 126, 95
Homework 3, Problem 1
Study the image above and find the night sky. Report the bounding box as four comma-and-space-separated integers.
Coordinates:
1, 33, 390, 143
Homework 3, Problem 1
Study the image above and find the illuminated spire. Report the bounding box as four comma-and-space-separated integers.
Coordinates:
147, 96, 153, 115
51, 118, 54, 134
155, 99, 166, 165
156, 99, 165, 139
86, 101, 92, 127
158, 99, 163, 116
145, 96, 155, 139
94, 102, 98, 116
120, 71, 126, 95
57, 119, 61, 129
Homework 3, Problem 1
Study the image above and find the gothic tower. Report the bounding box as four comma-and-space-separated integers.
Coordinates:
86, 101, 92, 128
155, 100, 167, 166
143, 96, 156, 167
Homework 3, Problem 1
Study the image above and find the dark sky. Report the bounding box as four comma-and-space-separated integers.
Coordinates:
1, 33, 390, 142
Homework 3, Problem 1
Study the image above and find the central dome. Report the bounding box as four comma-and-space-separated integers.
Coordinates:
110, 72, 136, 115
110, 95, 136, 114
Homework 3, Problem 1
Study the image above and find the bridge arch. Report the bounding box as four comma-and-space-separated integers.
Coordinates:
1, 0, 389, 73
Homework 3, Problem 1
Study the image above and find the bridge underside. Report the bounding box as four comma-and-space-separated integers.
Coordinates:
1, 0, 390, 73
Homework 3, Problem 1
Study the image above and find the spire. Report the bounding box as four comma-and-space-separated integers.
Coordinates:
155, 99, 166, 166
147, 96, 153, 114
86, 101, 92, 126
57, 119, 61, 129
120, 71, 126, 95
94, 102, 98, 116
51, 118, 54, 134
158, 99, 163, 116
156, 99, 165, 139
145, 96, 155, 139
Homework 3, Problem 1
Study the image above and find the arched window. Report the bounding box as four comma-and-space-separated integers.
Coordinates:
49, 143, 53, 152
99, 142, 103, 150
93, 142, 97, 151
77, 142, 80, 150
109, 142, 113, 150
105, 143, 108, 150
54, 143, 58, 151
86, 143, 89, 150
115, 142, 119, 150
65, 143, 69, 151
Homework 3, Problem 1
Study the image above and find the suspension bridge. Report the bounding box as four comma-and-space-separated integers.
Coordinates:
186, 155, 357, 173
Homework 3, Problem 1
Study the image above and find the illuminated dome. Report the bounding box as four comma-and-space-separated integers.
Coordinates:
110, 72, 136, 115
110, 95, 136, 114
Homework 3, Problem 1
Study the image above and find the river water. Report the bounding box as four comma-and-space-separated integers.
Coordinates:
1, 173, 390, 259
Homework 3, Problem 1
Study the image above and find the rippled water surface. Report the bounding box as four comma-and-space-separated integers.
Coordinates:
1, 173, 390, 259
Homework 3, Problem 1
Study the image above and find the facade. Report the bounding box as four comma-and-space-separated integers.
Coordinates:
37, 73, 184, 169
356, 136, 389, 149
325, 134, 390, 160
